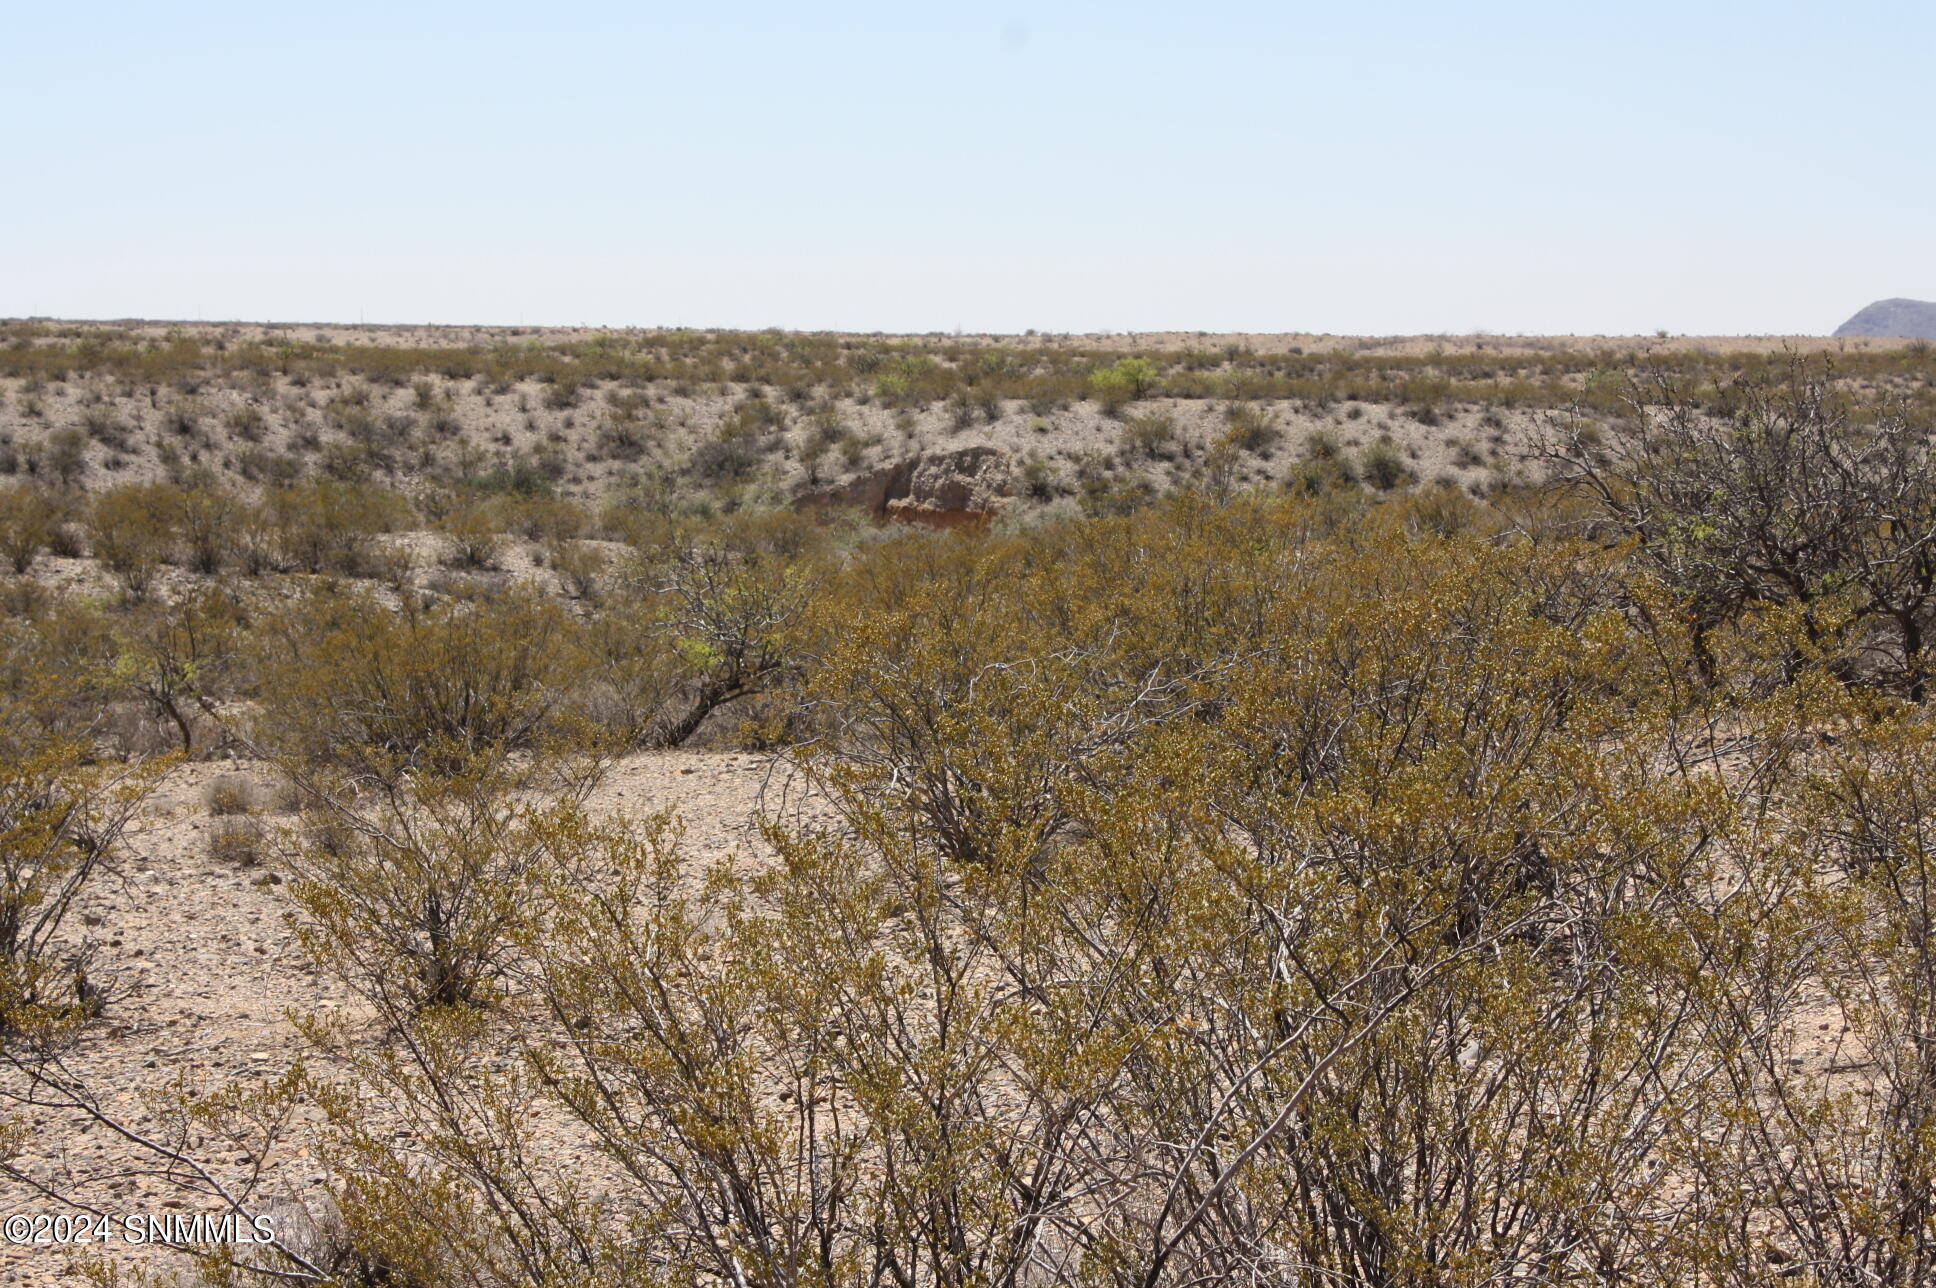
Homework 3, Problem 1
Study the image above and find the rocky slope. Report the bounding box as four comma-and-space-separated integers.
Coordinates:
1833, 297, 1936, 340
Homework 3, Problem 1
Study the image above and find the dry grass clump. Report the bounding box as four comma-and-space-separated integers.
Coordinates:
205, 772, 260, 816
207, 815, 267, 865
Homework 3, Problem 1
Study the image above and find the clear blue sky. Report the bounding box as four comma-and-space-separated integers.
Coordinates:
3, 1, 1929, 335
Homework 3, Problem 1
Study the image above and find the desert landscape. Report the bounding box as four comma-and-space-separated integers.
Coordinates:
0, 319, 1923, 525
2, 320, 1935, 1285
13, 0, 1936, 1275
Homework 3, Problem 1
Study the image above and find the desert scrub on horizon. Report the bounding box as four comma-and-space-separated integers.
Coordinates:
7, 322, 1936, 529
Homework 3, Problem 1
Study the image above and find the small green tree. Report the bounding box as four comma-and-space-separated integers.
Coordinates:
1090, 356, 1160, 411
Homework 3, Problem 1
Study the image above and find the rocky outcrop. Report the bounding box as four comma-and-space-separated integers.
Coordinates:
798, 446, 1013, 529
800, 459, 915, 516
1833, 298, 1936, 340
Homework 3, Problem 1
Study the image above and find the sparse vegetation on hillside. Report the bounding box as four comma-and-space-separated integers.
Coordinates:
6, 321, 1932, 524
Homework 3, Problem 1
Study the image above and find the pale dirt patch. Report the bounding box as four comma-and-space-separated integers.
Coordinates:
0, 750, 826, 1288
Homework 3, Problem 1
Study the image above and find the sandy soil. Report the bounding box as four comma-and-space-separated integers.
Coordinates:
0, 745, 1880, 1286
0, 750, 819, 1287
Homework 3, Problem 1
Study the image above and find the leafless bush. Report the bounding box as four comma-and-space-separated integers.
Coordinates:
1542, 358, 1936, 694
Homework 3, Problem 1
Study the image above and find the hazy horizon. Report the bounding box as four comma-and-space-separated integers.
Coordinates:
6, 313, 1919, 341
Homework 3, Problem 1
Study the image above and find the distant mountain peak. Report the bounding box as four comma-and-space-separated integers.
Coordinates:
1834, 298, 1936, 340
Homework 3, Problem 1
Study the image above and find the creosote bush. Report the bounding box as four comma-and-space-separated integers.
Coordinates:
0, 722, 159, 1035
98, 494, 1921, 1287
285, 745, 604, 1016
0, 483, 52, 574
437, 501, 507, 570
8, 348, 1936, 1284
1222, 401, 1280, 453
251, 584, 582, 772
1119, 412, 1177, 461
1545, 356, 1936, 695
88, 482, 178, 599
262, 481, 412, 576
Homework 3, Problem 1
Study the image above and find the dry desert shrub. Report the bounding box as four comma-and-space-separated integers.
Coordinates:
0, 593, 119, 746
261, 481, 412, 576
560, 509, 826, 750
250, 583, 584, 773
1357, 436, 1409, 489
1119, 412, 1177, 461
12, 415, 1936, 1284
0, 482, 53, 574
1543, 356, 1936, 697
1221, 401, 1280, 454
437, 500, 508, 571
205, 772, 260, 816
173, 477, 241, 574
543, 536, 607, 599
622, 517, 822, 747
109, 586, 246, 755
1699, 708, 1936, 1285
0, 722, 160, 1037
211, 499, 1931, 1287
284, 749, 603, 1016
207, 815, 267, 865
87, 481, 179, 599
